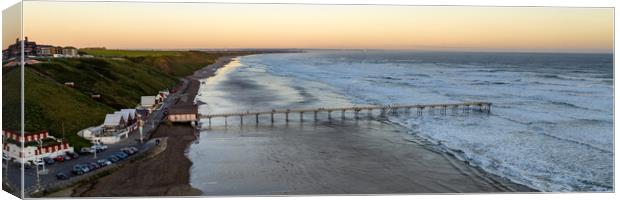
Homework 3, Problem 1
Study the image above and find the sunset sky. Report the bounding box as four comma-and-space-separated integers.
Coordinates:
3, 1, 614, 53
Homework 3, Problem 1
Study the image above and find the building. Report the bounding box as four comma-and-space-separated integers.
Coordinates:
102, 113, 127, 134
136, 108, 150, 119
167, 104, 198, 123
140, 96, 157, 108
62, 47, 78, 57
80, 108, 139, 144
36, 45, 54, 57
77, 125, 127, 144
2, 37, 82, 60
116, 109, 137, 125
2, 130, 74, 163
2, 37, 38, 59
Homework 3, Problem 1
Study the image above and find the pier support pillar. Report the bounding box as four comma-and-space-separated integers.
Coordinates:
314, 111, 318, 121
354, 110, 359, 119
208, 117, 212, 126
341, 110, 346, 120
300, 112, 304, 122
328, 111, 332, 120
256, 114, 259, 124
224, 116, 227, 125
285, 112, 289, 122
271, 113, 274, 123
240, 115, 243, 125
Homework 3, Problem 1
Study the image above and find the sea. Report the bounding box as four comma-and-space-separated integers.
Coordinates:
190, 51, 613, 193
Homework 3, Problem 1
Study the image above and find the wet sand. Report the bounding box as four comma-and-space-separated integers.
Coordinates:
190, 119, 535, 195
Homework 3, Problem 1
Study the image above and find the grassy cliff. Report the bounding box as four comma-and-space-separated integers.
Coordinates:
2, 51, 230, 149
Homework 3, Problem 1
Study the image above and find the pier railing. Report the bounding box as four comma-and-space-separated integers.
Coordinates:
199, 102, 491, 126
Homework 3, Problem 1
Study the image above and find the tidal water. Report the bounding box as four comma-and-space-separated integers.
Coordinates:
190, 51, 613, 193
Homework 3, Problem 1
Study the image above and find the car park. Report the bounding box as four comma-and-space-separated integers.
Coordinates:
56, 172, 69, 180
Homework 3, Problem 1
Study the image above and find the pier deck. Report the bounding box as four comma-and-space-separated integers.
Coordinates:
199, 102, 491, 126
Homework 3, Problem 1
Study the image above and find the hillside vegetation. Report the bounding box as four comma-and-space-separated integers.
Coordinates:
2, 50, 233, 149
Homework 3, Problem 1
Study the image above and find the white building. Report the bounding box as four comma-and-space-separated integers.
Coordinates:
2, 130, 74, 163
78, 125, 129, 145
140, 96, 157, 108
103, 113, 126, 134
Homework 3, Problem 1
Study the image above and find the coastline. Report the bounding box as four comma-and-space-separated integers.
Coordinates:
68, 56, 236, 197
64, 53, 537, 196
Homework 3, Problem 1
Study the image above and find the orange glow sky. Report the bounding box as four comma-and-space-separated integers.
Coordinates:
10, 2, 615, 53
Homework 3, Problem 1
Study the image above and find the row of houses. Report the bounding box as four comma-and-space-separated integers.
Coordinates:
2, 130, 74, 163
78, 91, 169, 144
2, 37, 80, 61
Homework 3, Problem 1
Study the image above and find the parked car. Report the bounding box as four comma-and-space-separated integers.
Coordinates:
96, 159, 112, 167
42, 157, 55, 165
121, 148, 136, 155
63, 155, 73, 161
107, 155, 120, 163
115, 152, 129, 159
80, 164, 91, 173
32, 159, 45, 166
80, 147, 97, 154
86, 163, 97, 171
72, 164, 86, 175
23, 162, 33, 169
129, 147, 139, 152
92, 144, 108, 152
66, 151, 79, 159
56, 172, 69, 180
53, 155, 65, 162
2, 154, 9, 161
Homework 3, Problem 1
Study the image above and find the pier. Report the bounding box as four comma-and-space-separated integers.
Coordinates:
199, 102, 491, 126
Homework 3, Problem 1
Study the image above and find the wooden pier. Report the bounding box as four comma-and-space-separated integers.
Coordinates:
199, 102, 491, 126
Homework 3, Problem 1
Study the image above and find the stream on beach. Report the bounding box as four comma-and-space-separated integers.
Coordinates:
189, 51, 613, 194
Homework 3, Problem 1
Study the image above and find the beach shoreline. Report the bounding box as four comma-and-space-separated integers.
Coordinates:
65, 53, 538, 197
68, 56, 236, 197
